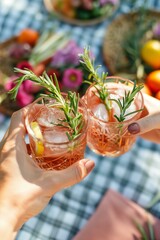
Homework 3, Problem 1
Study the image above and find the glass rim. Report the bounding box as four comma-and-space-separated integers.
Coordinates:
25, 94, 88, 145
85, 76, 144, 124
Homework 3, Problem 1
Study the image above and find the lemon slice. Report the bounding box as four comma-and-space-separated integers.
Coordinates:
30, 121, 44, 156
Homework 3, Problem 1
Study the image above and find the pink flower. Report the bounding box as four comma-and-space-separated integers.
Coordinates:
62, 68, 83, 89
23, 80, 33, 93
23, 80, 41, 93
4, 75, 18, 91
16, 85, 34, 107
16, 61, 33, 71
4, 75, 35, 107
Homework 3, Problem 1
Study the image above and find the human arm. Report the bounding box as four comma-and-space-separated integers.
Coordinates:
128, 93, 160, 143
0, 107, 94, 240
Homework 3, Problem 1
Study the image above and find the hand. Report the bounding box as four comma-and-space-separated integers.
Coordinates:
128, 93, 160, 143
0, 107, 94, 239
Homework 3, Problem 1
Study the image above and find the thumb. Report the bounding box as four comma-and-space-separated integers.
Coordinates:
128, 112, 160, 135
8, 106, 30, 136
47, 159, 95, 192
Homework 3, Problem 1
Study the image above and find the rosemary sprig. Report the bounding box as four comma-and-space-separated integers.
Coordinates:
134, 220, 155, 240
79, 47, 143, 122
79, 47, 112, 114
110, 81, 144, 122
9, 68, 83, 141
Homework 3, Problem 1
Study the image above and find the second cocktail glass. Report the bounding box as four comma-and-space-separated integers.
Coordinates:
84, 76, 144, 157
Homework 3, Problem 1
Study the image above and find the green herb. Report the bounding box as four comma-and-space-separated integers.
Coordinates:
134, 220, 156, 240
29, 30, 70, 66
110, 81, 144, 122
9, 68, 83, 141
79, 47, 112, 115
145, 192, 160, 209
79, 47, 143, 122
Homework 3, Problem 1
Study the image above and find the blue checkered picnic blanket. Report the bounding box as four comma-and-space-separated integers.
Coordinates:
1, 0, 160, 239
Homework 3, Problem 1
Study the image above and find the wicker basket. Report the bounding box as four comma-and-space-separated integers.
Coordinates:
43, 0, 119, 26
103, 10, 160, 80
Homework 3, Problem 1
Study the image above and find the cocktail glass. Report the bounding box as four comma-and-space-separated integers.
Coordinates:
25, 94, 88, 170
84, 76, 144, 157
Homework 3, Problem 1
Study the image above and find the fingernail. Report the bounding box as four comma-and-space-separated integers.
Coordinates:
84, 160, 95, 174
128, 123, 140, 134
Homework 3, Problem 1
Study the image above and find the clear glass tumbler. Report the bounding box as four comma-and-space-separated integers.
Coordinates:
84, 76, 144, 157
25, 94, 88, 170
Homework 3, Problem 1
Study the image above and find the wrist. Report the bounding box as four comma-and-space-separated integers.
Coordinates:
0, 221, 17, 240
0, 206, 18, 240
0, 193, 22, 237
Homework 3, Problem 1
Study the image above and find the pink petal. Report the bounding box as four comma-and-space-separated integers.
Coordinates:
16, 88, 34, 107
4, 75, 18, 91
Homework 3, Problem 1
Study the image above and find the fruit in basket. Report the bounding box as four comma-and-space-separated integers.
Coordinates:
141, 83, 152, 96
141, 40, 160, 69
155, 90, 160, 100
17, 28, 39, 46
54, 0, 76, 18
146, 70, 160, 93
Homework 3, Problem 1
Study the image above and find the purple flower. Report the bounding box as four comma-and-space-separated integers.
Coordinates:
51, 40, 83, 67
153, 22, 160, 38
62, 68, 83, 89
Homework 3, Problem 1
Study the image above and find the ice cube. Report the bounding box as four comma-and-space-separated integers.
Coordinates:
37, 107, 65, 128
112, 100, 121, 119
44, 128, 69, 143
93, 103, 109, 121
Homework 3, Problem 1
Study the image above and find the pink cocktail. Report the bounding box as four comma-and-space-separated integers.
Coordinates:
84, 76, 144, 157
25, 95, 88, 170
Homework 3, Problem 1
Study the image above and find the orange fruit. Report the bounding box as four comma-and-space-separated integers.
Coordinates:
146, 70, 160, 93
141, 83, 152, 96
155, 91, 160, 100
141, 40, 160, 69
18, 28, 39, 46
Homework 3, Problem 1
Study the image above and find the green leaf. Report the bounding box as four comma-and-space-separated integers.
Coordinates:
148, 222, 155, 240
134, 221, 148, 240
145, 192, 160, 209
